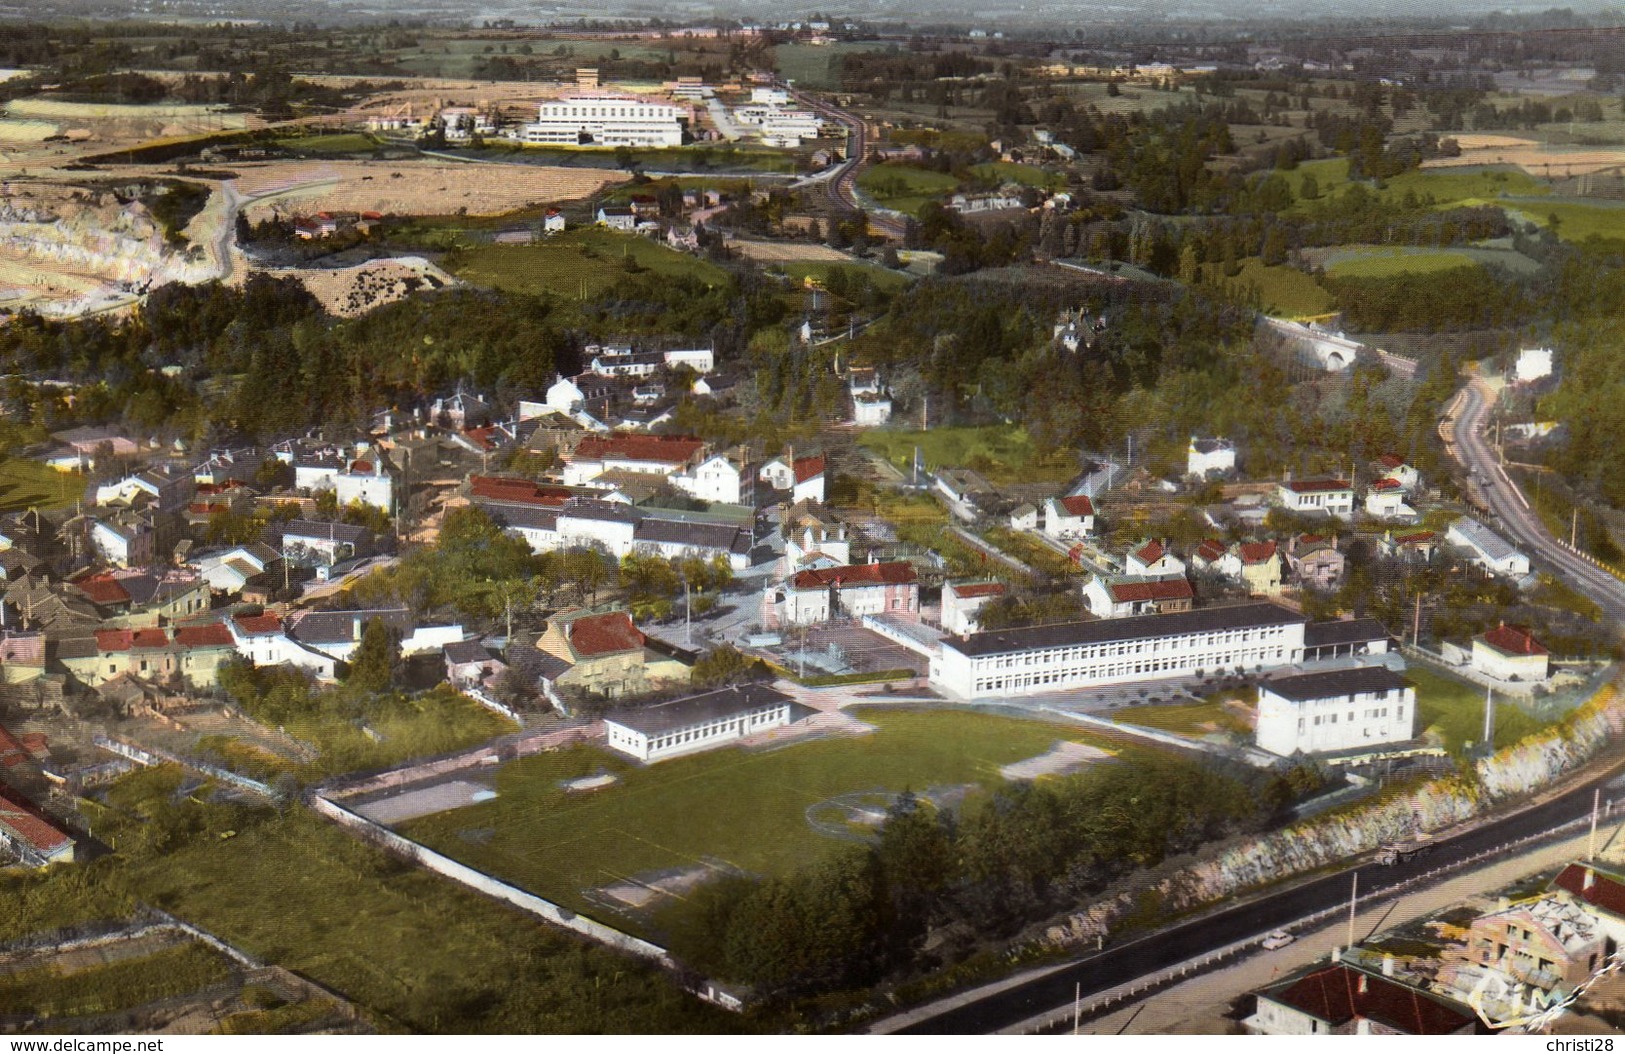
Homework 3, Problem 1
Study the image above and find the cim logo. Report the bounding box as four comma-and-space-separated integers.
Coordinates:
1468, 952, 1625, 1031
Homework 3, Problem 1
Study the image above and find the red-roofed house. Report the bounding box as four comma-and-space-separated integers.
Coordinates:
1042, 494, 1095, 540
1472, 623, 1549, 682
536, 609, 687, 700
1366, 477, 1417, 521
469, 476, 576, 507
63, 623, 238, 690
792, 455, 826, 504
1083, 575, 1195, 619
1551, 863, 1625, 946
1125, 538, 1184, 578
1248, 961, 1477, 1035
0, 784, 75, 867
942, 580, 1007, 635
70, 572, 132, 609
1192, 538, 1228, 569
1288, 534, 1345, 591
776, 560, 919, 627
1215, 540, 1285, 596
561, 433, 709, 488
1276, 478, 1354, 517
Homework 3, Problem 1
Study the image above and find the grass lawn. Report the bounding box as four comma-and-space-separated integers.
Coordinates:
1114, 699, 1251, 738
448, 228, 729, 299
0, 459, 80, 512
0, 940, 234, 1018
1408, 665, 1544, 755
1323, 248, 1482, 279
858, 425, 1077, 485
774, 42, 889, 91
400, 709, 1128, 930
969, 161, 1065, 191
274, 132, 380, 156
858, 163, 961, 216
1289, 158, 1551, 214
776, 259, 913, 292
276, 685, 517, 780
1222, 258, 1334, 318
1512, 198, 1625, 242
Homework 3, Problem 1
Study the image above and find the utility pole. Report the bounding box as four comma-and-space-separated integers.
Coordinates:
1483, 685, 1495, 749
1572, 508, 1579, 549
1412, 591, 1422, 647
1589, 788, 1601, 861
684, 576, 692, 646
1346, 872, 1358, 951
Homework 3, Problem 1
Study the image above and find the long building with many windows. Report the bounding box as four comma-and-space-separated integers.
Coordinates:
929, 601, 1387, 701
519, 93, 684, 147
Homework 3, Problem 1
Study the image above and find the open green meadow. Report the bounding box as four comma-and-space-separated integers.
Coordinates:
1513, 197, 1625, 242
1288, 158, 1550, 213
274, 132, 381, 156
1222, 258, 1334, 317
1114, 699, 1252, 738
0, 459, 80, 512
857, 163, 961, 216
970, 161, 1065, 191
774, 42, 889, 91
1408, 665, 1543, 755
0, 940, 234, 1018
448, 228, 728, 298
1322, 248, 1482, 279
400, 709, 1129, 930
858, 425, 1078, 484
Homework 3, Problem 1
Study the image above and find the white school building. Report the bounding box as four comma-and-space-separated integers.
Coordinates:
603, 683, 795, 762
1254, 665, 1416, 757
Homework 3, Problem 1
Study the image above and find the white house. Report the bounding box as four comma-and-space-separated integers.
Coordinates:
1187, 437, 1236, 479
760, 454, 827, 504
1042, 495, 1095, 540
671, 453, 743, 505
604, 684, 796, 763
560, 433, 708, 488
1276, 478, 1355, 516
194, 544, 279, 595
1254, 665, 1416, 757
1472, 623, 1549, 682
942, 580, 1006, 635
1247, 961, 1476, 1035
545, 375, 587, 414
1364, 478, 1416, 521
1446, 517, 1530, 577
1515, 347, 1554, 384
1124, 538, 1183, 578
774, 561, 918, 627
662, 347, 715, 374
596, 206, 638, 231
1082, 575, 1195, 619
294, 458, 343, 493
280, 520, 371, 568
543, 208, 567, 234
1009, 503, 1039, 532
90, 516, 152, 568
334, 457, 394, 515
226, 611, 339, 679
1374, 454, 1421, 491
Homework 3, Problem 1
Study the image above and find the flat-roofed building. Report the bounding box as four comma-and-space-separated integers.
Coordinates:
521, 93, 684, 148
929, 601, 1311, 701
604, 683, 795, 761
1255, 665, 1415, 756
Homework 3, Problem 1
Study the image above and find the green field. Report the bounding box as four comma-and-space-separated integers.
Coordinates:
858, 425, 1078, 484
449, 228, 728, 298
1408, 666, 1544, 755
776, 259, 913, 292
1114, 699, 1251, 737
0, 458, 80, 512
774, 42, 889, 91
401, 709, 1127, 931
275, 132, 380, 156
1289, 158, 1550, 213
1224, 258, 1334, 317
857, 162, 961, 216
1323, 248, 1482, 279
970, 161, 1065, 191
1511, 198, 1625, 242
0, 940, 234, 1019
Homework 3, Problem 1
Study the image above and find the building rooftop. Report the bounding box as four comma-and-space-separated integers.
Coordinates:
1106, 577, 1194, 603
563, 610, 644, 657
606, 683, 793, 738
444, 639, 497, 666
1262, 963, 1475, 1035
571, 433, 706, 465
1479, 623, 1547, 658
791, 561, 918, 590
950, 581, 1008, 600
1302, 617, 1390, 649
1552, 863, 1625, 919
1262, 665, 1409, 702
0, 784, 72, 855
1058, 494, 1095, 517
287, 608, 412, 645
943, 601, 1303, 658
1282, 478, 1352, 494
1448, 517, 1521, 563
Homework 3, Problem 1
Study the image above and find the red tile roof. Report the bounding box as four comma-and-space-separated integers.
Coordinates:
794, 454, 826, 484
1371, 477, 1404, 492
1552, 863, 1625, 919
469, 475, 573, 507
1284, 478, 1351, 493
174, 623, 233, 648
1059, 494, 1095, 517
792, 561, 918, 590
349, 459, 374, 473
71, 573, 131, 606
1394, 531, 1436, 545
233, 612, 282, 635
566, 611, 645, 657
463, 426, 499, 451
951, 581, 1008, 599
1379, 454, 1407, 469
0, 784, 71, 854
1107, 578, 1194, 603
94, 628, 170, 652
1481, 623, 1547, 657
1132, 539, 1165, 565
1267, 964, 1474, 1035
573, 433, 705, 465
1239, 540, 1278, 565
1195, 539, 1227, 563
0, 723, 31, 768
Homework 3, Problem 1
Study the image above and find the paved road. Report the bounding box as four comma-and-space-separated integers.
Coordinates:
1447, 377, 1625, 624
789, 89, 906, 240
890, 756, 1625, 1034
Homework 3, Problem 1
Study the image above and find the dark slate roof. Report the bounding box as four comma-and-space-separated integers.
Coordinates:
535, 652, 574, 682
942, 602, 1305, 659
1262, 665, 1409, 702
1303, 617, 1390, 649
606, 683, 793, 737
287, 608, 412, 644
479, 501, 560, 531
280, 519, 372, 545
443, 640, 496, 666
559, 498, 644, 524
636, 518, 751, 554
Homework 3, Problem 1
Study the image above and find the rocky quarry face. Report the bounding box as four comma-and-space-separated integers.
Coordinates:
0, 182, 217, 317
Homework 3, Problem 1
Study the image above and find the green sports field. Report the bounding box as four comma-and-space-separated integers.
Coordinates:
399, 708, 1129, 932
449, 228, 728, 298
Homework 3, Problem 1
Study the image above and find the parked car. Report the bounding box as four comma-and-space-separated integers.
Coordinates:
1262, 930, 1295, 950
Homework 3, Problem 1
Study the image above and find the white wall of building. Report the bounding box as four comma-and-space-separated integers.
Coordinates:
1255, 681, 1415, 756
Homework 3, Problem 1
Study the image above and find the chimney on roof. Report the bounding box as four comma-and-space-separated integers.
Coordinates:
1382, 954, 1394, 977
1332, 946, 1341, 963
1357, 974, 1368, 995
1585, 867, 1596, 892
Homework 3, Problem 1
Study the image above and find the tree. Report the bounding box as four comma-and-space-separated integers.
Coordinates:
690, 644, 770, 687
347, 618, 402, 695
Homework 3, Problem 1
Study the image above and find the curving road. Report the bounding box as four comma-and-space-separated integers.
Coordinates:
789, 88, 906, 240
1446, 376, 1625, 624
887, 756, 1625, 1034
